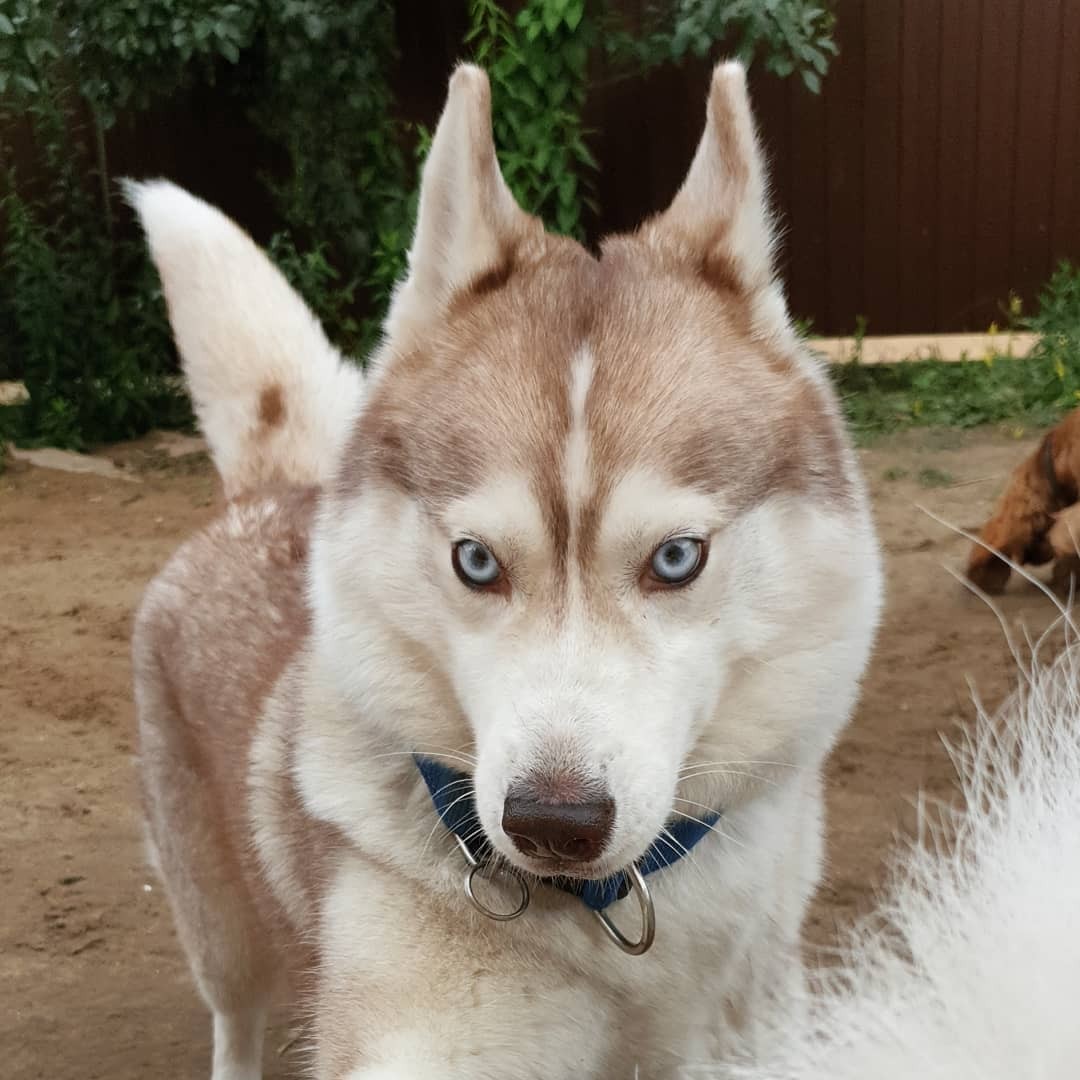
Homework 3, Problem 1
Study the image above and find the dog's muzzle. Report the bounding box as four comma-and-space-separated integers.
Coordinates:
414, 755, 720, 956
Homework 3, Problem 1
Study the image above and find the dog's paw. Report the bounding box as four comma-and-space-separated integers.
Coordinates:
966, 546, 1013, 594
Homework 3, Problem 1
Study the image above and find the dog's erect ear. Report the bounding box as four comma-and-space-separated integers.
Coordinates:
643, 62, 783, 333
377, 64, 541, 359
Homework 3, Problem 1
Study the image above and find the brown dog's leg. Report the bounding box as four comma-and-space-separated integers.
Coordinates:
1051, 555, 1080, 593
1048, 502, 1080, 559
966, 440, 1056, 592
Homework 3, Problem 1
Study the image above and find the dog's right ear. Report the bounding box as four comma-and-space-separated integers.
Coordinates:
376, 64, 541, 364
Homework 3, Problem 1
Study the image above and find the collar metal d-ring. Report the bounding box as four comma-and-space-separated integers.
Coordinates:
455, 835, 530, 921
592, 864, 656, 955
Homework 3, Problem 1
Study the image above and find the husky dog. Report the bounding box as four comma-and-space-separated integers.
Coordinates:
727, 637, 1080, 1080
130, 62, 881, 1079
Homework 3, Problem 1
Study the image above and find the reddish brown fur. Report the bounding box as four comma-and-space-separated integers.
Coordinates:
1048, 501, 1080, 559
967, 406, 1080, 592
134, 486, 341, 1013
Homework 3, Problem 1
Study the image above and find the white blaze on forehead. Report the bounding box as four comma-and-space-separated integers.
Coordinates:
563, 346, 594, 514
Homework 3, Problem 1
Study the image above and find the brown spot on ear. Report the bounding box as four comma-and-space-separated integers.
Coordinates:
463, 250, 516, 300
699, 246, 743, 297
258, 384, 286, 428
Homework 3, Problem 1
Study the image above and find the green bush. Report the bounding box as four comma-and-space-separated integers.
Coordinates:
0, 186, 190, 449
610, 0, 837, 93
1, 0, 837, 448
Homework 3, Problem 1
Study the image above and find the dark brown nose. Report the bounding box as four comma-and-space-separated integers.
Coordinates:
502, 793, 615, 863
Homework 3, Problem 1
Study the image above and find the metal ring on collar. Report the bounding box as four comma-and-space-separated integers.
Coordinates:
592, 864, 656, 955
456, 836, 531, 921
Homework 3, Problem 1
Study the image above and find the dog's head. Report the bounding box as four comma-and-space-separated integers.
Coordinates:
311, 64, 881, 880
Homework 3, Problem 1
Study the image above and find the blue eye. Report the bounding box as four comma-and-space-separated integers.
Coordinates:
649, 537, 706, 586
453, 540, 503, 588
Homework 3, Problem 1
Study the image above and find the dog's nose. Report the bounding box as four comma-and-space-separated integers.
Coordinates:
501, 793, 615, 862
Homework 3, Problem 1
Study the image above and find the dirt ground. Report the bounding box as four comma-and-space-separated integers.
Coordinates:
0, 426, 1069, 1079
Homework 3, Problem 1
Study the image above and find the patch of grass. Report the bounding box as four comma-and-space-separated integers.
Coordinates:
882, 467, 909, 482
917, 466, 954, 488
833, 352, 1079, 443
834, 262, 1080, 443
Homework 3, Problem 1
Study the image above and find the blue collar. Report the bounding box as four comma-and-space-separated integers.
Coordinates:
415, 756, 719, 912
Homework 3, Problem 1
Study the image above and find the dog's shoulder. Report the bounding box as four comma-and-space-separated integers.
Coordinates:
134, 484, 319, 733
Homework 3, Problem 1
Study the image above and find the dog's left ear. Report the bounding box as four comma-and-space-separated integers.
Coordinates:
375, 64, 542, 366
644, 62, 784, 334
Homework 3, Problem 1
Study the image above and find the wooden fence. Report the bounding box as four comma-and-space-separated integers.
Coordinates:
6, 0, 1080, 335
396, 1, 1080, 334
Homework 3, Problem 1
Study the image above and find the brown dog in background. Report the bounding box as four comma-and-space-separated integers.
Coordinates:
967, 407, 1080, 592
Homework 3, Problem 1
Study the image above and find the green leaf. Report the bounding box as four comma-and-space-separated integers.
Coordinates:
768, 55, 795, 77
0, 14, 15, 34
801, 68, 821, 94
570, 136, 597, 170
24, 37, 59, 65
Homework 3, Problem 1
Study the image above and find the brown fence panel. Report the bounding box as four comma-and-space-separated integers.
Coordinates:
4, 0, 1079, 335
936, 0, 981, 331
585, 0, 1080, 335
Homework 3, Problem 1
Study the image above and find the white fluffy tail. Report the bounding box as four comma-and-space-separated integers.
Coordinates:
127, 180, 364, 498
729, 640, 1080, 1079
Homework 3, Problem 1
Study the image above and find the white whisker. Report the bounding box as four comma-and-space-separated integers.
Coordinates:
672, 795, 723, 817
669, 808, 746, 850
416, 789, 479, 866
657, 826, 709, 888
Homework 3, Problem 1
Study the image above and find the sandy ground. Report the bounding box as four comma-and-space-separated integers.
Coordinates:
0, 426, 1068, 1079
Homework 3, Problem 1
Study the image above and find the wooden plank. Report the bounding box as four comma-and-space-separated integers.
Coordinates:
1050, 3, 1080, 267
861, 0, 903, 333
935, 0, 982, 330
786, 71, 830, 331
1010, 0, 1063, 306
824, 0, 866, 332
813, 331, 1038, 364
583, 0, 654, 236
897, 0, 942, 333
973, 0, 1023, 326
